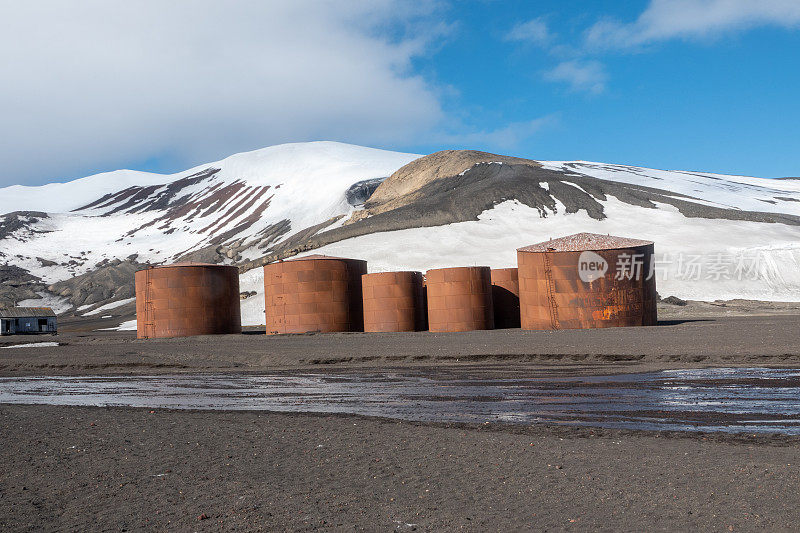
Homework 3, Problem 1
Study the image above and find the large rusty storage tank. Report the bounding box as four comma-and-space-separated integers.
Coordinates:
491, 268, 521, 329
362, 271, 426, 332
135, 263, 242, 339
425, 266, 494, 332
263, 255, 367, 335
517, 232, 657, 330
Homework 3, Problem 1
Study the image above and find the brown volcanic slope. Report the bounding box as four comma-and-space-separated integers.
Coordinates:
365, 149, 541, 213
241, 150, 800, 271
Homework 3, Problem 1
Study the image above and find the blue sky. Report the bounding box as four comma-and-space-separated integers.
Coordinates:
412, 0, 800, 178
409, 0, 800, 177
1, 0, 799, 187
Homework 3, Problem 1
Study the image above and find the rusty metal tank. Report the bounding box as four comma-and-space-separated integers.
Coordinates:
425, 266, 494, 332
263, 254, 367, 335
135, 263, 242, 339
517, 232, 657, 330
362, 271, 426, 332
491, 268, 521, 329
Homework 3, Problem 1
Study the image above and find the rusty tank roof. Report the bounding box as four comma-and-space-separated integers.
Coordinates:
281, 254, 365, 263
426, 265, 492, 274
137, 262, 231, 271
518, 232, 653, 253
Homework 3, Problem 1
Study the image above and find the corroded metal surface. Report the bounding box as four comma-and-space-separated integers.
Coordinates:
135, 263, 242, 339
263, 255, 367, 335
362, 271, 426, 332
518, 233, 657, 330
491, 268, 521, 329
519, 233, 654, 252
425, 267, 494, 332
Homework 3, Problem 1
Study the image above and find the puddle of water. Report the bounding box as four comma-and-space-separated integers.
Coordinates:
1, 368, 800, 435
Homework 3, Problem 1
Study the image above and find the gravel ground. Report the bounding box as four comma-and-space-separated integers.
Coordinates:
2, 405, 799, 532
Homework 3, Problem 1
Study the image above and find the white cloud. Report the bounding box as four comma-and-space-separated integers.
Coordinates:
543, 60, 607, 94
505, 17, 551, 45
436, 115, 559, 151
0, 0, 446, 186
587, 0, 800, 49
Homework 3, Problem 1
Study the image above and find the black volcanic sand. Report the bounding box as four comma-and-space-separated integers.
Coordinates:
1, 314, 799, 376
2, 405, 800, 531
2, 312, 800, 531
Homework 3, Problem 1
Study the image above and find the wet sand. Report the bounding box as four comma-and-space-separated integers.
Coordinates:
4, 368, 800, 434
2, 404, 800, 531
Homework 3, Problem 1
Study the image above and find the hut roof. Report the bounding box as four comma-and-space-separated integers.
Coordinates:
0, 307, 57, 318
518, 232, 653, 253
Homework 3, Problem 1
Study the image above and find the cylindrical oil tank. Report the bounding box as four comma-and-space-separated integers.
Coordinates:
362, 271, 426, 332
263, 254, 367, 335
517, 232, 657, 330
135, 263, 241, 339
425, 266, 494, 332
491, 268, 520, 329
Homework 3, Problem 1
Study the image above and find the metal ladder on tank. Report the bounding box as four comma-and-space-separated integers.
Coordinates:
542, 252, 561, 330
143, 268, 155, 339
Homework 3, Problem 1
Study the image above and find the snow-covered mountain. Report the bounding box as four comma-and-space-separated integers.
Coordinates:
0, 142, 418, 318
0, 141, 418, 276
1, 141, 799, 328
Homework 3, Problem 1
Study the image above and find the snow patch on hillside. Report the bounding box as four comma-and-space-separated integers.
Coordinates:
240, 268, 266, 326
101, 319, 137, 331
2, 342, 60, 349
542, 161, 800, 216
82, 297, 135, 316
0, 170, 174, 215
236, 196, 800, 325
295, 199, 800, 303
17, 292, 72, 314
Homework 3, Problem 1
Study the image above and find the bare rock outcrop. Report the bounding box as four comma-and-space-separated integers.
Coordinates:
362, 150, 541, 217
48, 258, 146, 311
